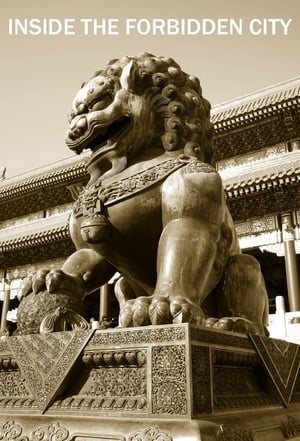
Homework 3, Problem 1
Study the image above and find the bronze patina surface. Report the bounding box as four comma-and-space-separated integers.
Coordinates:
17, 53, 269, 336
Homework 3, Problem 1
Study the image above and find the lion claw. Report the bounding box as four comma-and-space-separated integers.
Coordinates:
45, 270, 65, 293
32, 269, 48, 294
132, 298, 152, 327
17, 275, 34, 301
149, 296, 172, 325
119, 301, 134, 327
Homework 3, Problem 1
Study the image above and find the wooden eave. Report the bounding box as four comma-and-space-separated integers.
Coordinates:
0, 156, 88, 203
211, 77, 300, 162
0, 212, 74, 267
0, 212, 71, 253
211, 77, 300, 133
221, 150, 300, 199
0, 156, 89, 222
221, 151, 300, 222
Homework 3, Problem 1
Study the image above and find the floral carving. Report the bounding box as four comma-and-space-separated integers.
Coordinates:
128, 426, 172, 441
0, 422, 69, 441
151, 345, 187, 415
0, 372, 29, 397
30, 423, 69, 441
192, 346, 211, 414
85, 366, 146, 399
0, 421, 28, 441
88, 326, 187, 347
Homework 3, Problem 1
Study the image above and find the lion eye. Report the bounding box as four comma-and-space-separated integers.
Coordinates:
88, 95, 113, 112
90, 101, 107, 111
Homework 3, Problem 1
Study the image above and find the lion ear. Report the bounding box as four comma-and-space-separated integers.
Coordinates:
120, 60, 135, 90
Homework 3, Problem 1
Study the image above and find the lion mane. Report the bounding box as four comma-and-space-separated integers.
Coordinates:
71, 52, 214, 164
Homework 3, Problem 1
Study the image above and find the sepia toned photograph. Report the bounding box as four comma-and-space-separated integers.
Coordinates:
1, 0, 300, 439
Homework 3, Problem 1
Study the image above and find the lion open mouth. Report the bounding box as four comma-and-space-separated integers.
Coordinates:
88, 116, 130, 153
66, 115, 131, 155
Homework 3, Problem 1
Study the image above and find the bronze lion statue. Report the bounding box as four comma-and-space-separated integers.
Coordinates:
18, 52, 268, 335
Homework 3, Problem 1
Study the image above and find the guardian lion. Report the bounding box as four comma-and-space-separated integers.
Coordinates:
18, 53, 268, 335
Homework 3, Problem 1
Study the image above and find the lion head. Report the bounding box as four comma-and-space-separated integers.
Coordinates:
65, 52, 214, 177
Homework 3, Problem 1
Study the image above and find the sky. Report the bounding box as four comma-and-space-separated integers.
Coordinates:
1, 0, 299, 178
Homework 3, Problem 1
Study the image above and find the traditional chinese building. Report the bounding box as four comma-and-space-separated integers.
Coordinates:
212, 76, 300, 313
0, 76, 299, 334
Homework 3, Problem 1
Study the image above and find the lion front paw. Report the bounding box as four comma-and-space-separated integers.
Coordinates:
18, 269, 86, 302
119, 295, 206, 327
45, 270, 85, 299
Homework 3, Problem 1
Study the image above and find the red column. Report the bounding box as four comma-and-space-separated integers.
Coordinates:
281, 213, 300, 311
0, 280, 10, 333
100, 284, 109, 321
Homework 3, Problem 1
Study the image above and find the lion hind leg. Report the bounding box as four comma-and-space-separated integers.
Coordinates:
213, 254, 269, 335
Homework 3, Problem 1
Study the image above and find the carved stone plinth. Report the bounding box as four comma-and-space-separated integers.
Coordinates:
1, 324, 300, 440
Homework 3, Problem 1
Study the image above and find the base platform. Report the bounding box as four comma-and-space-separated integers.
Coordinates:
1, 324, 300, 440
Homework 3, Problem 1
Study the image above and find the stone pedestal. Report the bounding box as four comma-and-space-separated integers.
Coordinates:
1, 324, 300, 440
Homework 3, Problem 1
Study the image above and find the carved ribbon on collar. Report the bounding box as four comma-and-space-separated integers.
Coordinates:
73, 156, 215, 219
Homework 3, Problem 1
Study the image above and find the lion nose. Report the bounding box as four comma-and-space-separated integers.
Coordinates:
68, 116, 88, 140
